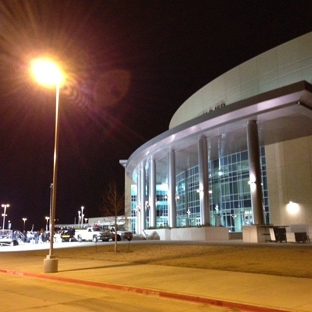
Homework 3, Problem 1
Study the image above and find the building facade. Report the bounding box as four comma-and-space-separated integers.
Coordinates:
121, 32, 312, 235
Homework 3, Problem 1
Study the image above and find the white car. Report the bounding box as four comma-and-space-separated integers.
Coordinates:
0, 230, 21, 246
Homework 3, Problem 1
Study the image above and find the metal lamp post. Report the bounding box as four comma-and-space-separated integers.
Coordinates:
81, 206, 84, 226
31, 58, 64, 273
45, 216, 49, 231
22, 218, 27, 232
1, 204, 10, 230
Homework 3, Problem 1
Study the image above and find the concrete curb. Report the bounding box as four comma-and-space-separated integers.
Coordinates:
0, 268, 289, 312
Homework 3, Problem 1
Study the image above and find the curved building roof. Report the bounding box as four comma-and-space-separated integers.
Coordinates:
170, 32, 312, 128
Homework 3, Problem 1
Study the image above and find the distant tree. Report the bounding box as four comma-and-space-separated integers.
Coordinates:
100, 181, 125, 252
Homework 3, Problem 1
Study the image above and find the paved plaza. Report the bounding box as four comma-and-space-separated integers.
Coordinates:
1, 241, 312, 311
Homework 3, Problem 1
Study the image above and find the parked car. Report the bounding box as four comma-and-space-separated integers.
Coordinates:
0, 230, 24, 246
109, 226, 133, 240
75, 226, 119, 242
59, 228, 76, 242
26, 231, 40, 243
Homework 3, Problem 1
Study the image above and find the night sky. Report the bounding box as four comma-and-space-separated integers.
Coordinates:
0, 0, 311, 231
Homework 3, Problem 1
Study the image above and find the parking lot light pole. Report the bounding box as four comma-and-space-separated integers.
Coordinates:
1, 204, 10, 230
45, 216, 49, 231
81, 206, 84, 226
22, 218, 27, 232
31, 58, 64, 273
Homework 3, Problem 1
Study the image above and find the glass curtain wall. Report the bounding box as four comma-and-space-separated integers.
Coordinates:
210, 147, 269, 231
130, 184, 137, 233
209, 151, 251, 231
155, 156, 169, 228
176, 166, 200, 226
130, 147, 269, 232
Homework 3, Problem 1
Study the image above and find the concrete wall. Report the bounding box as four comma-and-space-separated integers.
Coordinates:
265, 136, 312, 226
243, 225, 269, 243
144, 227, 229, 241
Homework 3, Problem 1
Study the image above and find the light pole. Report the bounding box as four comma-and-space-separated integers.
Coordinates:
78, 211, 81, 226
81, 206, 84, 226
49, 183, 53, 231
22, 218, 27, 232
1, 204, 10, 230
45, 216, 49, 231
31, 58, 64, 273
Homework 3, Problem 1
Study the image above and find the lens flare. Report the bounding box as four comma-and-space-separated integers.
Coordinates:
31, 58, 64, 87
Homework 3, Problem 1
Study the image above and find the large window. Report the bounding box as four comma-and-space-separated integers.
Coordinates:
130, 147, 269, 232
209, 147, 268, 231
176, 166, 200, 226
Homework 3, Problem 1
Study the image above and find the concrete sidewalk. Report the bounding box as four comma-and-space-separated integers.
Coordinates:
1, 250, 312, 312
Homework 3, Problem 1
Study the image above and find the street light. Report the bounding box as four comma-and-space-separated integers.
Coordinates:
81, 206, 84, 226
22, 218, 27, 232
1, 204, 10, 230
31, 58, 64, 273
45, 216, 49, 231
78, 211, 81, 226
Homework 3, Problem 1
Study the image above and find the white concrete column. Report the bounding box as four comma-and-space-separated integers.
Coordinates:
140, 161, 146, 230
198, 135, 210, 225
168, 149, 176, 228
136, 166, 141, 234
247, 120, 264, 225
149, 157, 156, 228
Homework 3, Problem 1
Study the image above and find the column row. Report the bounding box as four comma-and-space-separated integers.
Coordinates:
134, 121, 264, 233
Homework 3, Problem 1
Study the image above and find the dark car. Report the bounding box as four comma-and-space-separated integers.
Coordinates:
59, 228, 76, 242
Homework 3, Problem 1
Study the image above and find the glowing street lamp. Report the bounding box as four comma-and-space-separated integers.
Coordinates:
22, 218, 27, 232
1, 204, 10, 230
31, 59, 64, 88
31, 58, 64, 273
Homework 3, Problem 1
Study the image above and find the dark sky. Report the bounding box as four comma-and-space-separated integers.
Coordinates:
0, 0, 311, 231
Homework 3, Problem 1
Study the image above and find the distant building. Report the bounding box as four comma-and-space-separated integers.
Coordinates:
56, 216, 128, 230
87, 216, 128, 228
121, 32, 312, 236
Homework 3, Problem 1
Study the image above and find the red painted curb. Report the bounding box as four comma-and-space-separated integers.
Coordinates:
0, 269, 289, 312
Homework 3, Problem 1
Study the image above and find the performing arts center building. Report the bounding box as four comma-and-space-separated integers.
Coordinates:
120, 32, 312, 241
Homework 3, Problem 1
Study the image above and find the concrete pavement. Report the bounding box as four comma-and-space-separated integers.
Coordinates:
1, 243, 312, 312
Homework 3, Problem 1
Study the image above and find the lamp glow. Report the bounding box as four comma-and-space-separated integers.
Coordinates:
286, 201, 299, 215
31, 59, 64, 87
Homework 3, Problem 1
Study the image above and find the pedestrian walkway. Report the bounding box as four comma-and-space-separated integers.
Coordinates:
1, 246, 312, 312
